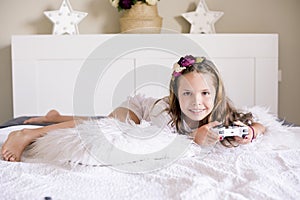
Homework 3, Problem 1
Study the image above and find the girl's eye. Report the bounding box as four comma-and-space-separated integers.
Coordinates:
183, 91, 192, 96
203, 91, 210, 96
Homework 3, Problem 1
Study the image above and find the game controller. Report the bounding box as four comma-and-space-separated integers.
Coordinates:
211, 125, 249, 140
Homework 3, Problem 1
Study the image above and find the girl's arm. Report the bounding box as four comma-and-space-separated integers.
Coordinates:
108, 107, 140, 124
250, 122, 266, 139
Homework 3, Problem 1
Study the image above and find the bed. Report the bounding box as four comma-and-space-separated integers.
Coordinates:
1, 34, 300, 200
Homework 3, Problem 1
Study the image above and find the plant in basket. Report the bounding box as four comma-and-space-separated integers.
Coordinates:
110, 0, 162, 33
110, 0, 161, 11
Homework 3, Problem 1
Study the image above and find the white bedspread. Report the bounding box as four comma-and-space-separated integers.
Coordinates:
1, 107, 300, 200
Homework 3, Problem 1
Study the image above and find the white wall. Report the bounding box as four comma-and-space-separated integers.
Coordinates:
0, 0, 299, 125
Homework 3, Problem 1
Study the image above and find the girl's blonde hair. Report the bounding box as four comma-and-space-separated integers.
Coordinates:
167, 56, 253, 134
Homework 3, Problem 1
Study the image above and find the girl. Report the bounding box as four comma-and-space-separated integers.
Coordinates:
1, 55, 266, 162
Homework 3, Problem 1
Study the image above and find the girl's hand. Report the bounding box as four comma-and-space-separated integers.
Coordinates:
232, 121, 254, 145
193, 121, 221, 146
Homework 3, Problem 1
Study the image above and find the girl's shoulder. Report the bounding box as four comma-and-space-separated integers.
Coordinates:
127, 94, 169, 109
120, 94, 170, 122
150, 96, 173, 128
126, 93, 156, 103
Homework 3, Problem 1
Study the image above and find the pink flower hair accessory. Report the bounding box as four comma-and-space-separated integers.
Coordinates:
172, 55, 196, 77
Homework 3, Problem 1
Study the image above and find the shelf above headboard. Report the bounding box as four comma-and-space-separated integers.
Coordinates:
11, 34, 278, 117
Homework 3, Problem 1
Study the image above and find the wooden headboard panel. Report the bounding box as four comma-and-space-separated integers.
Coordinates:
11, 34, 278, 117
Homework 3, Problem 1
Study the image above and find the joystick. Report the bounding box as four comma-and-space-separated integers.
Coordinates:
211, 125, 249, 140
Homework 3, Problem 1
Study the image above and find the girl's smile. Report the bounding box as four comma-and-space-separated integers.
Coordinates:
188, 108, 206, 114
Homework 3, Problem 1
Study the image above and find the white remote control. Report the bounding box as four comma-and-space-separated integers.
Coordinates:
211, 125, 249, 140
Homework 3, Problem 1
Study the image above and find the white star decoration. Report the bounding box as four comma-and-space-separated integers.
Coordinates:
44, 0, 88, 35
182, 0, 224, 34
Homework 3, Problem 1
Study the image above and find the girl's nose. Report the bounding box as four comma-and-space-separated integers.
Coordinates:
193, 93, 202, 105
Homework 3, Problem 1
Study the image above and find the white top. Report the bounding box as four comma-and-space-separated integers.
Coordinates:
119, 94, 174, 130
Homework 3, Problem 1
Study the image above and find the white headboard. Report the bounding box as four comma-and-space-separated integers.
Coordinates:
11, 34, 278, 117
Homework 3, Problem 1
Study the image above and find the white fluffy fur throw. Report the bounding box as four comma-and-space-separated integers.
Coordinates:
25, 106, 299, 172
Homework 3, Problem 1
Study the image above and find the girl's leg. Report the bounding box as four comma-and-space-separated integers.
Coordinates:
24, 109, 78, 124
24, 109, 63, 124
1, 128, 44, 161
1, 120, 76, 162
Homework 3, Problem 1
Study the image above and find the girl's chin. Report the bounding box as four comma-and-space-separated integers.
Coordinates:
183, 114, 207, 125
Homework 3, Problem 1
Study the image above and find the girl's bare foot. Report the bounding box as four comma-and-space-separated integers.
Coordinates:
1, 128, 42, 162
24, 109, 61, 124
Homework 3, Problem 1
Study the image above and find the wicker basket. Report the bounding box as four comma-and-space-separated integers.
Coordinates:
119, 2, 163, 33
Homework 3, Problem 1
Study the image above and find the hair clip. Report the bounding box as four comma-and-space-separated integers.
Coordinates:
172, 55, 196, 77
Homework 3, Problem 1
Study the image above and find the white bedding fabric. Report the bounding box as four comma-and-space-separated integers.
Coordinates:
0, 106, 300, 200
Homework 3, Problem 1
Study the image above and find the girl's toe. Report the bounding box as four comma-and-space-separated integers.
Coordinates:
3, 151, 16, 161
9, 155, 16, 161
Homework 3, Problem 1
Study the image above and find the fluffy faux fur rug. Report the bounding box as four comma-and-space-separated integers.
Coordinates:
25, 106, 299, 171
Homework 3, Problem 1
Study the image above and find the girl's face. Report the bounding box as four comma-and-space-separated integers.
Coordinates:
177, 71, 216, 128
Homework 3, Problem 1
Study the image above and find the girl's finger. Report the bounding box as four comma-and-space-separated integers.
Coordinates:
233, 135, 251, 144
207, 121, 221, 129
233, 121, 246, 126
